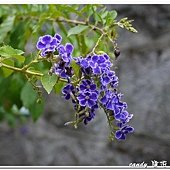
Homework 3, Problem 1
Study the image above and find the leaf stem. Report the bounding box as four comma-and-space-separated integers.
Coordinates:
91, 33, 105, 54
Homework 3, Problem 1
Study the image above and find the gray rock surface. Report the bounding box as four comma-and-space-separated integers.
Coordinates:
0, 5, 170, 166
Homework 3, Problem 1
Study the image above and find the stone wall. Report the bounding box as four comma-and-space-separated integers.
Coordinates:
0, 5, 170, 166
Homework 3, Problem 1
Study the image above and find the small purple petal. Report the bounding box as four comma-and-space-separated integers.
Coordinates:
92, 55, 98, 62
125, 126, 134, 132
90, 84, 96, 90
100, 96, 107, 105
54, 33, 62, 42
119, 133, 126, 140
115, 130, 122, 139
89, 61, 96, 68
66, 43, 73, 53
90, 92, 98, 100
79, 99, 86, 106
36, 41, 46, 49
98, 55, 105, 63
80, 84, 86, 91
87, 99, 95, 108
42, 35, 53, 44
103, 54, 109, 60
65, 94, 71, 100
77, 94, 85, 100
81, 59, 89, 68
50, 38, 58, 46
93, 67, 101, 74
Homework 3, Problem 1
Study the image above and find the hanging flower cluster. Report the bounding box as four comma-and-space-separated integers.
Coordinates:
36, 33, 134, 141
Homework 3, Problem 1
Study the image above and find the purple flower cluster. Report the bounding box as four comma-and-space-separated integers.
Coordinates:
100, 90, 134, 140
36, 33, 74, 79
74, 54, 134, 140
36, 33, 134, 141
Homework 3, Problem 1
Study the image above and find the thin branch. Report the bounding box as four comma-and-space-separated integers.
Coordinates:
91, 33, 105, 54
0, 62, 68, 83
1, 62, 43, 76
55, 18, 104, 34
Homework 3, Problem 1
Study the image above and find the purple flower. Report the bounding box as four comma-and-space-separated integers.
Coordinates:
115, 125, 134, 140
62, 84, 75, 100
57, 43, 74, 65
114, 110, 133, 123
100, 70, 118, 87
54, 33, 62, 44
83, 110, 95, 125
82, 104, 98, 125
77, 91, 98, 108
100, 91, 127, 116
100, 90, 114, 105
74, 57, 89, 68
89, 54, 112, 75
74, 56, 92, 75
79, 79, 96, 92
107, 93, 127, 114
36, 35, 59, 56
52, 61, 73, 79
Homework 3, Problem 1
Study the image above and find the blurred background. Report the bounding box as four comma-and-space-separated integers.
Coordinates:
0, 4, 170, 166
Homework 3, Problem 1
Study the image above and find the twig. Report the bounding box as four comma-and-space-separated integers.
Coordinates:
91, 33, 105, 54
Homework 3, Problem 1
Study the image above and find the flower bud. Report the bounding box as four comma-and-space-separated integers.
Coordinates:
114, 48, 120, 59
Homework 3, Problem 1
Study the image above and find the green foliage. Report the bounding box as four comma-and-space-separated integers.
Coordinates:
20, 82, 37, 108
54, 81, 65, 94
0, 45, 25, 63
41, 74, 58, 94
0, 4, 137, 126
71, 60, 81, 79
1, 58, 14, 77
0, 16, 15, 43
30, 100, 44, 122
67, 25, 89, 37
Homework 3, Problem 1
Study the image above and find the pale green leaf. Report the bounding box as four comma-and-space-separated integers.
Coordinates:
67, 25, 89, 37
41, 74, 57, 94
0, 16, 15, 43
2, 59, 14, 77
54, 81, 65, 94
20, 82, 37, 108
71, 60, 81, 79
110, 10, 117, 20
30, 101, 44, 122
0, 45, 25, 63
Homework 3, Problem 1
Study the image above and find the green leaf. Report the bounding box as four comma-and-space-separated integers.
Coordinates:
41, 74, 57, 94
0, 16, 15, 43
30, 101, 44, 122
79, 35, 88, 55
2, 59, 14, 77
109, 10, 117, 20
67, 25, 89, 37
0, 45, 25, 63
105, 10, 117, 26
71, 60, 81, 79
54, 81, 65, 94
20, 82, 37, 108
94, 13, 103, 24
